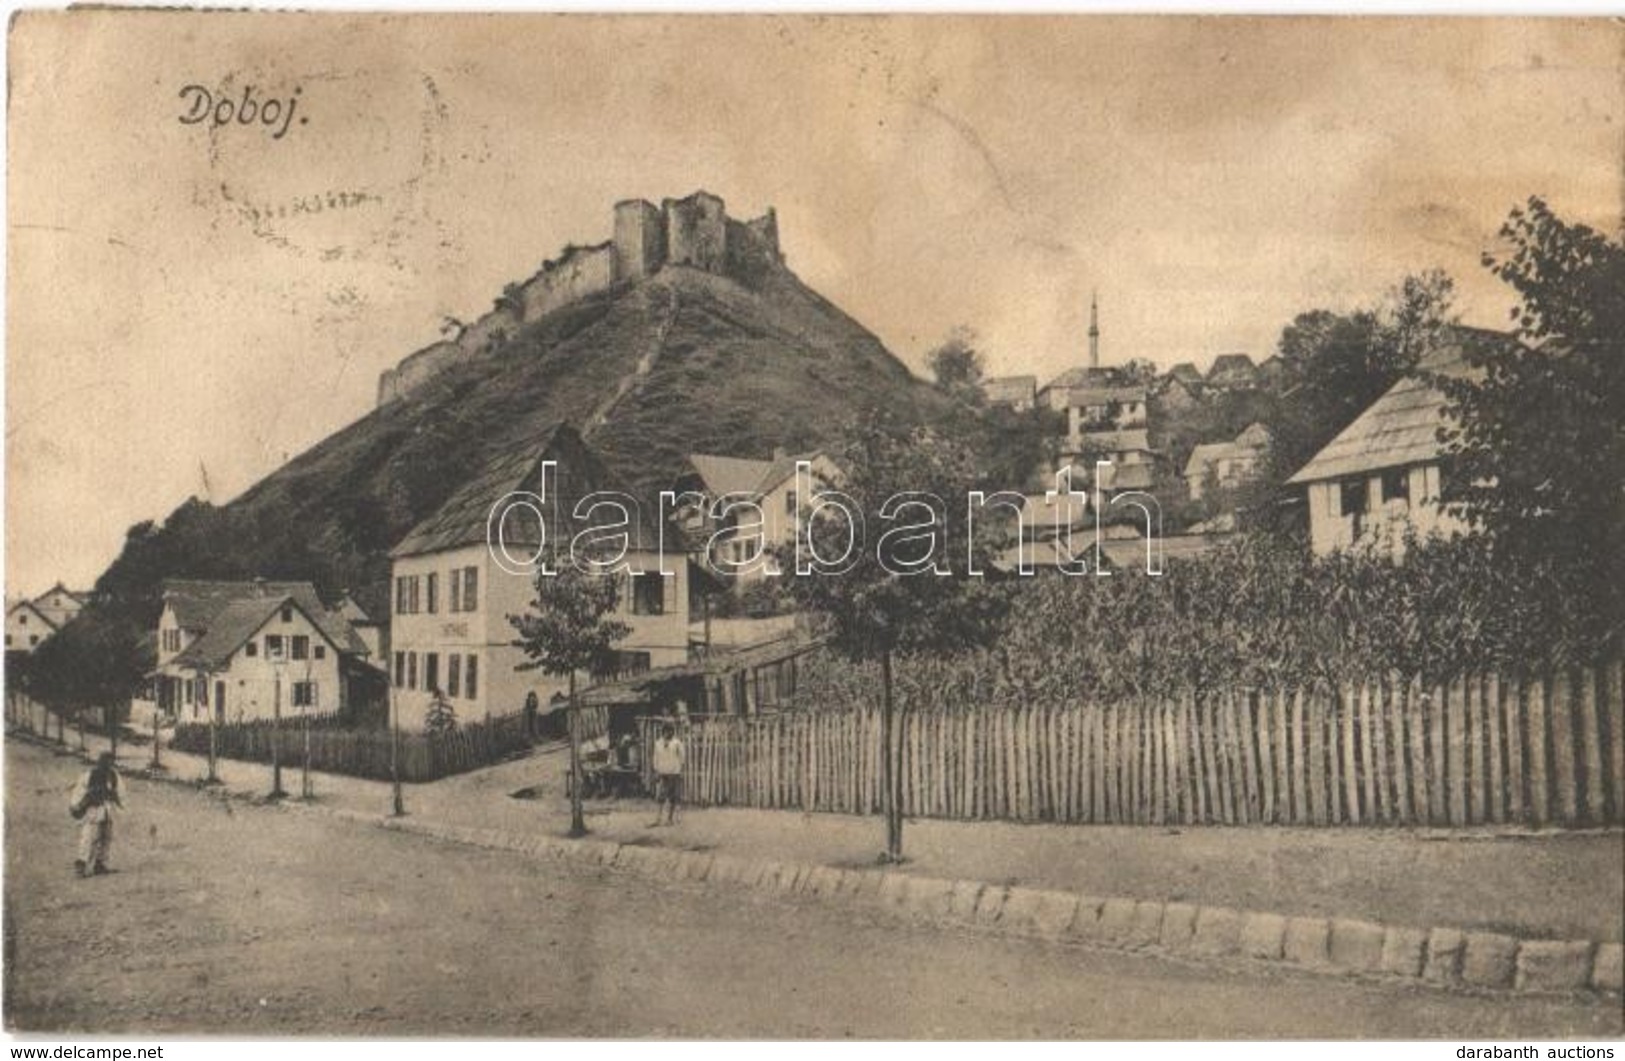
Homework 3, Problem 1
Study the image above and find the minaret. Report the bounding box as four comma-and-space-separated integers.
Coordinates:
1088, 291, 1100, 369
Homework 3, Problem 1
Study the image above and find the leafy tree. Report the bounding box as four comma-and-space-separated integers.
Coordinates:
773, 414, 1011, 861
925, 326, 985, 402
508, 547, 631, 836
1429, 198, 1625, 660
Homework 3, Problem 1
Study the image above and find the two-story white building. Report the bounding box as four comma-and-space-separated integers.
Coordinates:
387, 426, 692, 732
1287, 329, 1516, 557
154, 579, 373, 723
5, 583, 88, 653
673, 449, 844, 584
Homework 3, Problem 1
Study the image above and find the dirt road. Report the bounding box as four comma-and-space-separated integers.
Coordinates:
5, 741, 1620, 1038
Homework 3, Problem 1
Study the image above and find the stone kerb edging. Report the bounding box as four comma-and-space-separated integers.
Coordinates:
369, 811, 1622, 1000
30, 735, 1617, 1003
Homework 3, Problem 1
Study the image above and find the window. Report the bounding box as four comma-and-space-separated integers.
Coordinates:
407, 652, 418, 690
449, 570, 461, 613
462, 567, 478, 612
281, 606, 293, 623
465, 654, 478, 700
631, 572, 665, 615
425, 652, 440, 695
29, 635, 38, 647
448, 654, 462, 698
1381, 468, 1411, 506
18, 614, 26, 626
291, 635, 310, 661
409, 577, 421, 614
314, 645, 326, 660
395, 577, 409, 615
394, 651, 405, 686
265, 634, 285, 660
246, 640, 258, 658
426, 573, 439, 614
4, 635, 10, 647
785, 489, 798, 516
1339, 479, 1368, 518
291, 681, 318, 708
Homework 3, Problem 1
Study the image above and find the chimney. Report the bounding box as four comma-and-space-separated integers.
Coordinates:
252, 576, 267, 597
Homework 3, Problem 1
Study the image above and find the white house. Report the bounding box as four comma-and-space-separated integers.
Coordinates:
1286, 328, 1516, 557
4, 583, 88, 653
1184, 422, 1272, 502
673, 449, 844, 584
155, 579, 372, 723
387, 426, 691, 732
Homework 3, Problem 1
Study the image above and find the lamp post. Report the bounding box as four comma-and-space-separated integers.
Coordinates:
269, 657, 287, 799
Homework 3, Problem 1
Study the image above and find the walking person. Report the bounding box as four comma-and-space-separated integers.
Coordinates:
69, 752, 123, 878
649, 722, 684, 827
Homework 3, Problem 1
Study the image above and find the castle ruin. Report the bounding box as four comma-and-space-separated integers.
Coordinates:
376, 191, 782, 406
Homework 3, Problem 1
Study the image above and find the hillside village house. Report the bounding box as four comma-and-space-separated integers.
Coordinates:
672, 449, 843, 585
153, 579, 372, 723
1287, 328, 1515, 557
1206, 353, 1260, 390
981, 375, 1037, 411
5, 583, 88, 653
1184, 422, 1272, 502
388, 426, 690, 732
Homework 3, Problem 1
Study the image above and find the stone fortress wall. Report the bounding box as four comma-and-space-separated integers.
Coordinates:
377, 191, 781, 406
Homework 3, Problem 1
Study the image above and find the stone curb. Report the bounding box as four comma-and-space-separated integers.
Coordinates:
379, 812, 1621, 1001
89, 741, 1623, 1001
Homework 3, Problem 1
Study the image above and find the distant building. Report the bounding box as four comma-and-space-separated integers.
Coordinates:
1153, 372, 1203, 414
4, 583, 88, 654
1286, 329, 1515, 556
1062, 427, 1157, 492
672, 449, 843, 584
1167, 362, 1204, 386
388, 425, 691, 731
1184, 422, 1272, 502
154, 579, 373, 724
1206, 353, 1259, 390
336, 592, 387, 664
982, 375, 1037, 411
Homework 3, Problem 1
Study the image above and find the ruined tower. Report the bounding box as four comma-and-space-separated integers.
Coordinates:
613, 199, 666, 282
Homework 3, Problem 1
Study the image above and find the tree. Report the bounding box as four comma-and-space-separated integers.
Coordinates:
508, 548, 631, 837
773, 415, 1011, 861
1242, 270, 1460, 538
424, 688, 458, 736
925, 326, 985, 403
1429, 197, 1625, 659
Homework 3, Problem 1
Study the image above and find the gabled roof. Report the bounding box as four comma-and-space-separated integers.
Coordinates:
336, 594, 375, 627
1167, 363, 1204, 384
161, 579, 369, 657
6, 599, 59, 631
1185, 423, 1272, 478
1041, 365, 1121, 392
686, 453, 777, 498
684, 450, 830, 499
391, 425, 657, 558
172, 595, 352, 672
34, 582, 89, 606
1208, 353, 1258, 380
1286, 328, 1519, 486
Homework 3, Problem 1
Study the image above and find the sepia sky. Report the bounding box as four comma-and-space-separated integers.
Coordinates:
6, 12, 1622, 595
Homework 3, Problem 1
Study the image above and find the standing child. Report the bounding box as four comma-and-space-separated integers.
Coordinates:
69, 752, 123, 877
649, 722, 685, 827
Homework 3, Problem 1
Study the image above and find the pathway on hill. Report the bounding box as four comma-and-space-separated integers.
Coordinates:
583, 282, 681, 441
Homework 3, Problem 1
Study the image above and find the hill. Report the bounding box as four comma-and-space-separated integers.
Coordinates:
77, 196, 956, 645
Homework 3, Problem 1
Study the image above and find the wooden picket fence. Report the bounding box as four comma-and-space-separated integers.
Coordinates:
170, 711, 534, 783
643, 660, 1625, 827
